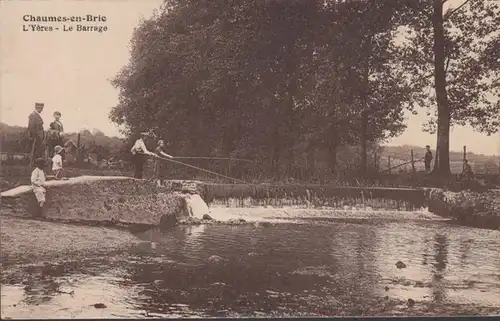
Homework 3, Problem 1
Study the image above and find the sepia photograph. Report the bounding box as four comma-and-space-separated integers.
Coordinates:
1, 0, 499, 318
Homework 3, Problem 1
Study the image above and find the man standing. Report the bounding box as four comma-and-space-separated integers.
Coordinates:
424, 145, 433, 173
130, 131, 156, 179
28, 102, 45, 167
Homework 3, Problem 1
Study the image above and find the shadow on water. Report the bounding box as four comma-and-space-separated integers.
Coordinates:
431, 234, 448, 303
2, 215, 500, 318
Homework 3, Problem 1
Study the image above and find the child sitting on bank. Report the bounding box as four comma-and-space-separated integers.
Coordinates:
52, 145, 64, 180
31, 158, 47, 208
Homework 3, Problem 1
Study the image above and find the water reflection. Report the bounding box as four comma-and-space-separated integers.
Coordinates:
431, 234, 448, 303
2, 218, 500, 318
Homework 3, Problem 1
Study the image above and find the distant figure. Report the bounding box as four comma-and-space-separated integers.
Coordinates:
31, 157, 47, 209
154, 140, 174, 186
460, 159, 475, 181
130, 131, 156, 179
28, 103, 45, 167
46, 111, 64, 157
424, 145, 433, 173
52, 145, 64, 180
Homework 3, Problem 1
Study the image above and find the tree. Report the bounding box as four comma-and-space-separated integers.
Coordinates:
397, 0, 500, 177
110, 0, 422, 181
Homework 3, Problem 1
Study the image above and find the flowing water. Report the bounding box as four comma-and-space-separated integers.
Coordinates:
1, 207, 500, 318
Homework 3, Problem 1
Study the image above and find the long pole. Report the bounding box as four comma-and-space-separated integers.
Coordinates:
156, 155, 250, 184
172, 156, 258, 163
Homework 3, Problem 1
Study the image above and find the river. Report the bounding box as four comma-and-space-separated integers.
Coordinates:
1, 208, 500, 318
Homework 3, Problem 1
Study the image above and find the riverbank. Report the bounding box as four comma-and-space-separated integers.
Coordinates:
427, 189, 500, 230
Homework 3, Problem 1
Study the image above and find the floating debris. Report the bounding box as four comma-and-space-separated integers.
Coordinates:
396, 261, 407, 269
93, 303, 107, 309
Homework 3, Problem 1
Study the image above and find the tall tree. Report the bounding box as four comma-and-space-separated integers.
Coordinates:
397, 0, 500, 176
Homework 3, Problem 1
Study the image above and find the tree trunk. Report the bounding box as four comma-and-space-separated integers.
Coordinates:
360, 33, 372, 178
432, 0, 451, 177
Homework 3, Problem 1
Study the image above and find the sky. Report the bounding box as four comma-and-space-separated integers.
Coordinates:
1, 0, 499, 156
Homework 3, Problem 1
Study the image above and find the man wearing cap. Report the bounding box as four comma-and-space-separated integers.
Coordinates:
28, 102, 46, 167
130, 131, 156, 179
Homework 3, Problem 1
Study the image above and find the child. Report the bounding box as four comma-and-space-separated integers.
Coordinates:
52, 145, 64, 180
50, 111, 64, 134
31, 158, 47, 208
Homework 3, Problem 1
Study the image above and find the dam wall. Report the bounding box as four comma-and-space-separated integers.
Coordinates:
0, 176, 195, 227
2, 176, 499, 230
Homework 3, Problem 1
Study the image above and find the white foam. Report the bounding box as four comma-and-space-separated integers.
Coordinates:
184, 194, 210, 219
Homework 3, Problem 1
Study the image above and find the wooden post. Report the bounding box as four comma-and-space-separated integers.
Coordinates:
388, 156, 391, 174
76, 133, 81, 166
463, 145, 466, 171
411, 150, 416, 175
374, 151, 378, 171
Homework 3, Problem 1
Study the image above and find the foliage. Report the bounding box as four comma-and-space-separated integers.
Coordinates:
395, 0, 500, 174
110, 0, 420, 179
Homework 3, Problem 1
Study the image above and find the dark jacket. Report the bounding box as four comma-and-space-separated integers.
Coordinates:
50, 120, 64, 133
28, 111, 44, 140
424, 150, 433, 163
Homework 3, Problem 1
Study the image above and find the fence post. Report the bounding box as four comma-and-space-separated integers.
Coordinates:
463, 145, 466, 171
411, 149, 416, 175
373, 151, 378, 171
388, 156, 391, 174
76, 133, 81, 166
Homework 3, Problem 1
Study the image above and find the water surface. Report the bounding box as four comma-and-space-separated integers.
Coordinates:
1, 211, 500, 318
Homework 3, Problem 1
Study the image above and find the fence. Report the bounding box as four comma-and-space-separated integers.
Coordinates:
377, 146, 500, 176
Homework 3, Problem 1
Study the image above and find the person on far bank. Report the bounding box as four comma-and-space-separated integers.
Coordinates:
154, 140, 174, 187
52, 145, 64, 180
424, 145, 433, 173
28, 102, 46, 167
130, 132, 157, 179
31, 157, 47, 209
460, 159, 475, 180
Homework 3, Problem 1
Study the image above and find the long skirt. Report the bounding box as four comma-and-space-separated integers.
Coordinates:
133, 154, 146, 179
154, 159, 166, 179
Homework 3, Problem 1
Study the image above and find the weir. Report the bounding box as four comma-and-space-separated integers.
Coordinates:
2, 176, 498, 229
201, 183, 428, 211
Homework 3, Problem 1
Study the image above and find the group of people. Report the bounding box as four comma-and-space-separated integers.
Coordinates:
131, 131, 174, 186
424, 144, 474, 180
28, 102, 66, 210
27, 102, 175, 210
